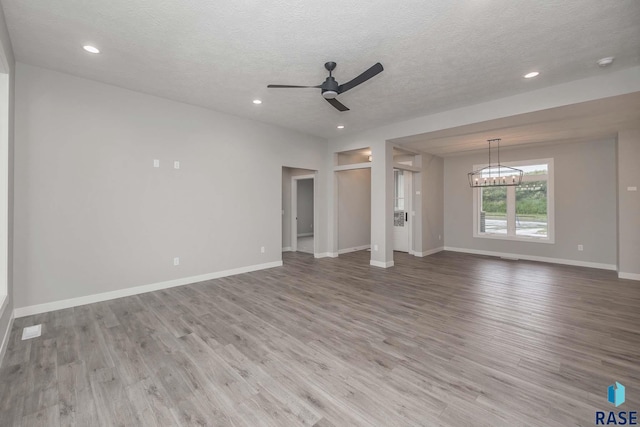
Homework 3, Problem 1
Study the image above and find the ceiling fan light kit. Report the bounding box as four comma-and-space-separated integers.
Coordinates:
322, 90, 338, 99
468, 139, 524, 188
268, 61, 384, 112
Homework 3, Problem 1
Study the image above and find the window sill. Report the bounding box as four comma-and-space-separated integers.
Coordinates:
473, 233, 555, 244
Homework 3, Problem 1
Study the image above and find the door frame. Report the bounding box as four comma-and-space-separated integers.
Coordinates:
291, 174, 317, 254
393, 169, 413, 254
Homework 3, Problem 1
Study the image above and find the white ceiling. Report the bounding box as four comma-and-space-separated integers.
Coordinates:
391, 92, 640, 156
3, 0, 640, 138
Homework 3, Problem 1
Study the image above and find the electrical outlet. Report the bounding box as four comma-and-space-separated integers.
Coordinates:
577, 245, 583, 251
260, 246, 265, 253
173, 257, 180, 266
153, 159, 160, 168
174, 161, 180, 169
374, 244, 379, 251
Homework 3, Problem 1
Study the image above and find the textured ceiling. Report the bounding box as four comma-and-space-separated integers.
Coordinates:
391, 93, 640, 156
3, 0, 640, 138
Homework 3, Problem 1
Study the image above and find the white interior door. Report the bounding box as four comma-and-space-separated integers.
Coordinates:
393, 169, 410, 252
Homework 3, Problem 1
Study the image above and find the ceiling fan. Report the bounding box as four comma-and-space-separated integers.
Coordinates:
267, 61, 384, 112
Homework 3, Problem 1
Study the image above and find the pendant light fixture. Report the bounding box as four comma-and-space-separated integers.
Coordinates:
468, 139, 523, 187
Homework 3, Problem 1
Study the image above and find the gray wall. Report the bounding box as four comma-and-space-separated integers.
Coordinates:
617, 130, 640, 276
281, 167, 314, 249
444, 139, 617, 265
421, 153, 444, 252
296, 179, 313, 236
337, 168, 371, 251
14, 63, 327, 309
0, 2, 15, 360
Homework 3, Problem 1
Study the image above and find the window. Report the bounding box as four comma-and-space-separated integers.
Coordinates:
394, 169, 405, 226
473, 159, 554, 243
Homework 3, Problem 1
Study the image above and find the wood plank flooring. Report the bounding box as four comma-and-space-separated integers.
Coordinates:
1, 251, 639, 426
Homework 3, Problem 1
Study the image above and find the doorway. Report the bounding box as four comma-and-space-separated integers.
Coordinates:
393, 169, 412, 253
292, 176, 315, 254
282, 167, 317, 257
336, 168, 371, 254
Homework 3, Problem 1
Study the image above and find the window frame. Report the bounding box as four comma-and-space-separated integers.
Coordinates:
472, 158, 554, 244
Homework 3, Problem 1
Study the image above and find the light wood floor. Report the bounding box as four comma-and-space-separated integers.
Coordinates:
1, 251, 639, 426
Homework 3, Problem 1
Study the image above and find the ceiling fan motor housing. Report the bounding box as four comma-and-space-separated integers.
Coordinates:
321, 77, 339, 99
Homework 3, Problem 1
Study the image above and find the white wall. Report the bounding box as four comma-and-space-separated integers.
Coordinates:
337, 168, 371, 251
14, 63, 328, 310
9, 49, 640, 321
444, 139, 617, 267
296, 179, 314, 236
0, 2, 15, 362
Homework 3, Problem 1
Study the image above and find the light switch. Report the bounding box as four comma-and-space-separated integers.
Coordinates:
153, 159, 160, 168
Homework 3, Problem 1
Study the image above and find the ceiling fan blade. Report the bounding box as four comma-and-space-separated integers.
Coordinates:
267, 84, 321, 88
338, 62, 384, 94
326, 97, 350, 112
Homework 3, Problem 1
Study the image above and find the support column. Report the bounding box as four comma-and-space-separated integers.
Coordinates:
412, 154, 423, 256
370, 140, 394, 268
326, 152, 339, 258
617, 130, 640, 280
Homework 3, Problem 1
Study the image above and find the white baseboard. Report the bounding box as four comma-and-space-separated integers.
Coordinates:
443, 246, 617, 271
338, 245, 371, 255
14, 261, 283, 318
314, 252, 338, 259
370, 260, 395, 268
414, 247, 444, 257
619, 272, 640, 281
297, 233, 314, 237
0, 309, 15, 367
282, 247, 292, 252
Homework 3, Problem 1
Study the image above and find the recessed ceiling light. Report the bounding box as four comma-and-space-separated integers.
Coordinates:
337, 125, 345, 129
83, 45, 100, 54
524, 71, 540, 79
252, 99, 262, 104
597, 57, 614, 67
